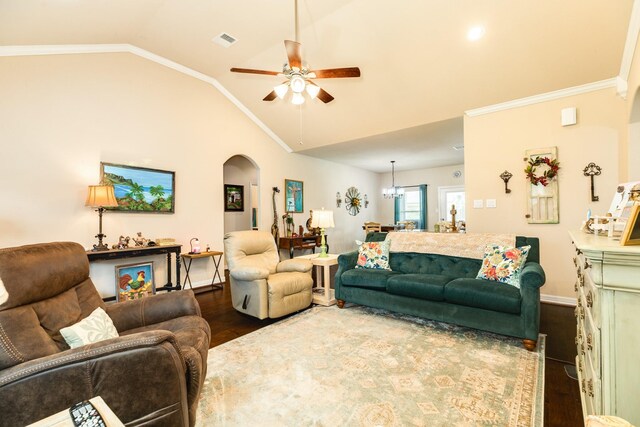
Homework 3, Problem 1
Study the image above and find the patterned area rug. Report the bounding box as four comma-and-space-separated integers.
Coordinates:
197, 305, 545, 426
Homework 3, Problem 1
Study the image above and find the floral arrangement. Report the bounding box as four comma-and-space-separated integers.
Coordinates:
525, 156, 560, 186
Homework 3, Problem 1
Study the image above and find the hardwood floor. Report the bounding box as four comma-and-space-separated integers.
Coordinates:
195, 285, 583, 426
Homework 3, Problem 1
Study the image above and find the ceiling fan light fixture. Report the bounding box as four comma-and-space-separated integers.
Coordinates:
306, 84, 320, 99
274, 83, 289, 99
290, 76, 306, 93
291, 92, 305, 105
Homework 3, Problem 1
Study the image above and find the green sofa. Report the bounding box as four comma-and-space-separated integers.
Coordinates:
335, 233, 545, 350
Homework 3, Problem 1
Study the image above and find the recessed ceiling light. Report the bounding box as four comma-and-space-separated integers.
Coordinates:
467, 26, 485, 41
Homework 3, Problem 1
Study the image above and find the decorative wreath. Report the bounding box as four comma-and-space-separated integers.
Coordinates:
524, 156, 560, 186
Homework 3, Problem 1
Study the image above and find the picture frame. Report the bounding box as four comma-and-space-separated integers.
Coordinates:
101, 162, 175, 213
621, 204, 640, 246
115, 261, 155, 301
224, 184, 244, 212
285, 179, 304, 213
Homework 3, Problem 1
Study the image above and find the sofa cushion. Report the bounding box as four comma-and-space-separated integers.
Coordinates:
341, 269, 400, 290
444, 278, 522, 314
387, 274, 451, 301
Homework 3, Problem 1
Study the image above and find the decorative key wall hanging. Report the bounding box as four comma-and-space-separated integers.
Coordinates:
582, 162, 602, 202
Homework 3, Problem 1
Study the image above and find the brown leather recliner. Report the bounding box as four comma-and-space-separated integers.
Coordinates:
0, 242, 211, 427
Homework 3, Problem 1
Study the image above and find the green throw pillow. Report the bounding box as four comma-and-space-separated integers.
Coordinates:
59, 307, 119, 349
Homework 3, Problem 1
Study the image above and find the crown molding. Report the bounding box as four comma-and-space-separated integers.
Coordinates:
465, 78, 617, 117
617, 0, 640, 99
0, 44, 292, 153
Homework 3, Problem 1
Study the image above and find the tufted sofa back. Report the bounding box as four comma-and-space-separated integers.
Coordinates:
0, 242, 105, 370
365, 233, 540, 269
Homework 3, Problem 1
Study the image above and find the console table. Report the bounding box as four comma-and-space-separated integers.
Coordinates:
278, 235, 327, 259
87, 244, 182, 293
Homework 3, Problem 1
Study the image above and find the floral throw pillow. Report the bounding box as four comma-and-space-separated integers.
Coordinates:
476, 244, 531, 288
356, 240, 391, 270
60, 307, 119, 349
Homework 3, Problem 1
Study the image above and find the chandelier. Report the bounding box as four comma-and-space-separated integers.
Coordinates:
383, 160, 404, 199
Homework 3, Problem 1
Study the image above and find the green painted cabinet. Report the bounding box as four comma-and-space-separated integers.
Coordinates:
570, 232, 640, 425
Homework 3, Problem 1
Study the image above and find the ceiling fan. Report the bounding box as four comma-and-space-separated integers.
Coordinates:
230, 0, 361, 105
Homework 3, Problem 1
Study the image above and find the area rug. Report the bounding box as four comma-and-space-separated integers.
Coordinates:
196, 305, 545, 426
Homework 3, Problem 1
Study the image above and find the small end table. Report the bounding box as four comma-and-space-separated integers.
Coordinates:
181, 251, 224, 290
296, 253, 338, 306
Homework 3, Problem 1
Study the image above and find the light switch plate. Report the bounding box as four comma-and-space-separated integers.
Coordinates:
473, 199, 483, 208
486, 199, 497, 208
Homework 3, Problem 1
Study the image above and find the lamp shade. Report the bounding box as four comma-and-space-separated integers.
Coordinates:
0, 277, 8, 305
85, 185, 118, 208
311, 209, 334, 229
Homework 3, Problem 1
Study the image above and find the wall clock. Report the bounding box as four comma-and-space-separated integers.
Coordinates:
345, 186, 361, 216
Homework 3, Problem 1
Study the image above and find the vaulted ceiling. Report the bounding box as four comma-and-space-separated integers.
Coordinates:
0, 0, 633, 172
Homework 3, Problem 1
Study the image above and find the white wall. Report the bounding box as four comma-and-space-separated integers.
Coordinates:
0, 53, 378, 297
377, 164, 465, 230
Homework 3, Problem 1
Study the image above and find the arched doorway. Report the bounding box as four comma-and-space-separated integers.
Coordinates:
223, 155, 259, 233
628, 87, 640, 181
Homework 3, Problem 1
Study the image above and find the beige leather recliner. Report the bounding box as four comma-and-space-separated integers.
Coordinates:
223, 230, 313, 319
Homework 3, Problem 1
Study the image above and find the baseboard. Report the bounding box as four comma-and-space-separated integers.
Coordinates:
540, 294, 576, 307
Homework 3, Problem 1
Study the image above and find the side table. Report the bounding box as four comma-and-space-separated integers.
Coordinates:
181, 251, 224, 290
296, 253, 338, 306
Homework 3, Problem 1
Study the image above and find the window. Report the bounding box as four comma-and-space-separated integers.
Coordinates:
438, 185, 465, 222
394, 185, 427, 229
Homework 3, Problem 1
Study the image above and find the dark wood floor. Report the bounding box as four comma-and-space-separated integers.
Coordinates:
195, 285, 583, 426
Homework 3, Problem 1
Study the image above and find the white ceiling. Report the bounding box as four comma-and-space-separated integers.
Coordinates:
0, 0, 633, 172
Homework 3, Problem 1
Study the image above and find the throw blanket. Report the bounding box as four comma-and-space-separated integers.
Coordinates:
385, 232, 516, 260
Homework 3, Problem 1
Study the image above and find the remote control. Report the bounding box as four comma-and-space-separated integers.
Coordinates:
69, 400, 106, 427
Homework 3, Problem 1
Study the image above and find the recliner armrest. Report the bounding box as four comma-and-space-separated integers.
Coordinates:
276, 258, 312, 273
106, 289, 201, 331
229, 266, 270, 281
520, 262, 545, 289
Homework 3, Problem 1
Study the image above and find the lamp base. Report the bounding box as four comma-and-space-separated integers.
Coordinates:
92, 243, 110, 252
317, 229, 328, 257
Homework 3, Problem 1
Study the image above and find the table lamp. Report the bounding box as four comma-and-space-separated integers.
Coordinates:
310, 209, 334, 258
86, 185, 119, 251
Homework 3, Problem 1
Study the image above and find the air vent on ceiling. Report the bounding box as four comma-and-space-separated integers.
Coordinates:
213, 32, 238, 48
452, 145, 464, 151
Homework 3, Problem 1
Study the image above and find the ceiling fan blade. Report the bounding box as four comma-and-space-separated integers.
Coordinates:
263, 91, 278, 101
310, 67, 361, 78
285, 40, 302, 69
230, 67, 280, 76
316, 87, 335, 103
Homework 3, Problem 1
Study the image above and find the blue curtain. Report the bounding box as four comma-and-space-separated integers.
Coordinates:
394, 185, 427, 229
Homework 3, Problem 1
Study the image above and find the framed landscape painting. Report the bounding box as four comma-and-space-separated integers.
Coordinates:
115, 262, 155, 302
225, 184, 244, 212
101, 162, 175, 213
285, 179, 303, 213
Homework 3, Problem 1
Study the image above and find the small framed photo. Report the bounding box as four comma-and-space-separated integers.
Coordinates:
285, 179, 304, 213
224, 184, 244, 212
115, 262, 155, 301
621, 204, 640, 246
